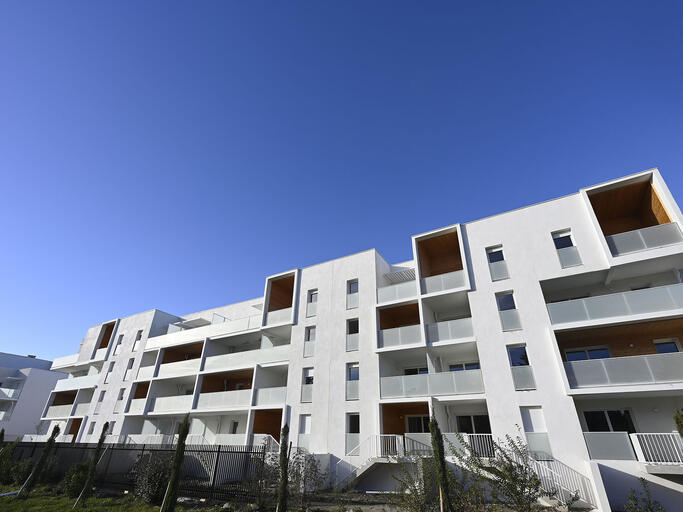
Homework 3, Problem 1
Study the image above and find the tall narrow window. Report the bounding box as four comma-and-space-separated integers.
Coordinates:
346, 413, 360, 454
298, 414, 311, 450
301, 368, 314, 403
306, 290, 318, 317
496, 291, 521, 331
133, 330, 144, 351
123, 358, 135, 381
508, 345, 536, 391
486, 245, 509, 281
552, 229, 582, 268
114, 388, 126, 414
104, 362, 115, 384
346, 279, 359, 309
346, 318, 359, 352
303, 326, 316, 358
113, 334, 124, 355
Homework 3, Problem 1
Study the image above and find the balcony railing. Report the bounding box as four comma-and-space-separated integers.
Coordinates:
45, 404, 74, 418
24, 434, 74, 443
557, 246, 582, 268
346, 380, 359, 400
214, 433, 247, 445
426, 317, 473, 343
73, 402, 91, 416
254, 386, 286, 406
346, 333, 359, 351
0, 387, 20, 399
346, 292, 359, 309
605, 222, 683, 257
421, 270, 466, 294
128, 398, 146, 414
377, 280, 417, 303
305, 302, 317, 317
511, 366, 536, 390
564, 352, 683, 389
632, 433, 683, 465
157, 358, 201, 378
203, 344, 290, 372
547, 282, 683, 325
300, 384, 313, 402
584, 432, 636, 460
0, 410, 11, 421
113, 400, 124, 414
136, 365, 155, 380
265, 307, 292, 326
489, 260, 509, 281
149, 394, 193, 413
297, 434, 310, 451
303, 341, 315, 357
378, 324, 422, 348
92, 347, 108, 361
499, 309, 522, 331
196, 389, 251, 410
380, 369, 484, 398
54, 373, 100, 392
147, 314, 262, 350
51, 353, 79, 369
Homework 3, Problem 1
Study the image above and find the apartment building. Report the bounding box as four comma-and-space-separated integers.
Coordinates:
36, 169, 683, 511
0, 352, 65, 440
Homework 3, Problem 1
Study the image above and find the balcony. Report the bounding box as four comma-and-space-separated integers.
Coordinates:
196, 389, 252, 410
136, 365, 155, 380
157, 358, 201, 378
51, 353, 79, 369
54, 373, 100, 392
263, 308, 290, 326
547, 283, 683, 326
149, 394, 193, 413
203, 344, 290, 372
377, 280, 417, 304
254, 386, 287, 406
146, 314, 262, 350
606, 223, 683, 257
421, 270, 466, 295
426, 317, 473, 343
564, 352, 683, 389
45, 404, 74, 418
633, 433, 683, 465
378, 324, 422, 349
583, 432, 636, 460
92, 347, 108, 361
0, 387, 20, 400
380, 369, 484, 399
73, 402, 91, 416
128, 398, 146, 414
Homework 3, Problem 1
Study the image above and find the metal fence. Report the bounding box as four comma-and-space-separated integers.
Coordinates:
8, 442, 267, 501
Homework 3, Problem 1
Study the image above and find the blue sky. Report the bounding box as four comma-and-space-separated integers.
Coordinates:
1, 1, 682, 360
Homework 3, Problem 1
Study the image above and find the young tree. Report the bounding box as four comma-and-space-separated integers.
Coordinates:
625, 478, 666, 512
674, 409, 683, 437
17, 425, 60, 499
73, 421, 109, 508
429, 416, 453, 512
289, 449, 328, 511
276, 424, 290, 512
390, 457, 439, 512
0, 427, 4, 448
160, 414, 190, 512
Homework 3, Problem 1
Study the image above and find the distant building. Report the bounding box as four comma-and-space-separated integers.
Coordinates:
0, 352, 66, 440
37, 168, 683, 511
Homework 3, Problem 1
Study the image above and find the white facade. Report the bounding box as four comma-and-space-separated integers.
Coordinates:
0, 352, 66, 440
37, 168, 683, 510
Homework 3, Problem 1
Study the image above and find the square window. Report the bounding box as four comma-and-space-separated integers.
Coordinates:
507, 346, 529, 367
496, 292, 516, 311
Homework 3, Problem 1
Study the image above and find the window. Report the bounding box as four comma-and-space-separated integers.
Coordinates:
449, 362, 481, 371
133, 330, 143, 351
347, 318, 359, 335
303, 368, 314, 385
347, 280, 359, 294
88, 422, 96, 435
107, 421, 115, 434
347, 363, 359, 381
230, 421, 239, 435
123, 358, 135, 381
406, 415, 430, 433
552, 230, 574, 250
487, 245, 509, 281
98, 391, 106, 402
456, 415, 491, 434
654, 339, 680, 353
306, 290, 318, 317
299, 414, 311, 434
404, 367, 428, 375
114, 334, 124, 355
496, 292, 516, 311
508, 346, 529, 366
346, 319, 359, 351
347, 413, 360, 434
305, 326, 316, 342
520, 406, 546, 432
486, 246, 505, 263
104, 362, 115, 383
584, 410, 635, 433
565, 347, 610, 361
117, 388, 125, 400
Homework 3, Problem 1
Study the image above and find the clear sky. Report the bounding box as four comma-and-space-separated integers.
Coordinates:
1, 1, 682, 360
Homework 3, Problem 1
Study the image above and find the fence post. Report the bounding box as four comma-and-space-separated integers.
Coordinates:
209, 445, 221, 499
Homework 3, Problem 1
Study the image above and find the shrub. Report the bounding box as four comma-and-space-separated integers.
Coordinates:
625, 478, 666, 512
12, 458, 34, 486
131, 452, 172, 504
0, 439, 19, 484
63, 461, 91, 497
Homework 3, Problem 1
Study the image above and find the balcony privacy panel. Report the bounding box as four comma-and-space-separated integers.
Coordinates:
511, 366, 536, 390
564, 352, 683, 388
379, 324, 422, 348
584, 432, 636, 460
488, 260, 509, 281
345, 433, 360, 454
300, 384, 313, 403
380, 370, 484, 398
557, 246, 582, 268
606, 223, 683, 256
128, 398, 146, 414
499, 309, 522, 331
151, 395, 193, 412
346, 293, 359, 309
303, 341, 314, 358
422, 270, 466, 294
346, 381, 359, 400
254, 387, 286, 405
346, 333, 359, 351
427, 317, 473, 343
196, 390, 251, 409
377, 280, 417, 303
526, 432, 552, 459
266, 307, 292, 325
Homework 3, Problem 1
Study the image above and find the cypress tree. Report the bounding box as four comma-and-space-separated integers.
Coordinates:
429, 416, 453, 512
17, 425, 60, 499
276, 424, 290, 512
73, 421, 109, 508
675, 409, 683, 437
160, 414, 190, 512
